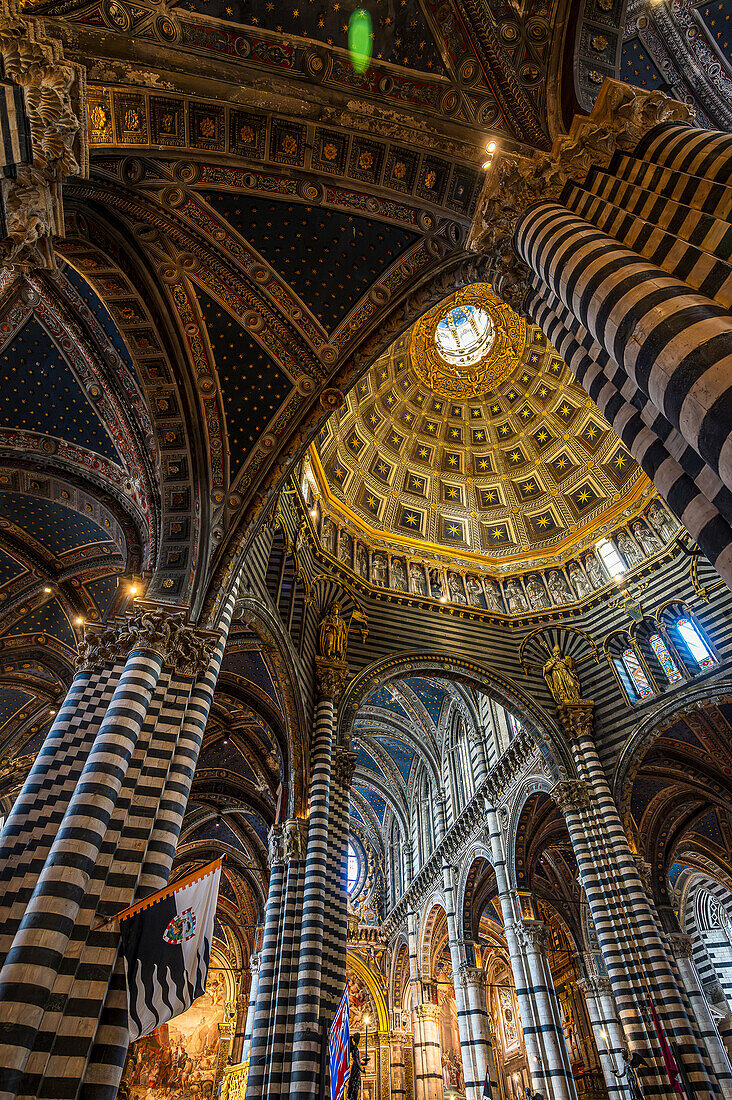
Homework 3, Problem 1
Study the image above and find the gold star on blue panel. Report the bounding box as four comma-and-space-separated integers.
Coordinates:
534, 384, 554, 405
365, 406, 382, 432
318, 424, 329, 444
505, 389, 521, 405
532, 426, 554, 450
359, 486, 382, 517
504, 447, 527, 468
387, 429, 405, 451
346, 431, 365, 455
358, 378, 370, 398
443, 451, 462, 472
515, 477, 542, 501
442, 483, 463, 505
399, 506, 424, 532
604, 446, 634, 486
556, 400, 577, 422
518, 405, 535, 423
549, 452, 575, 480
489, 403, 502, 417
529, 510, 560, 537
519, 371, 532, 385
474, 454, 492, 474
442, 517, 465, 541
482, 522, 512, 546
581, 421, 605, 452
472, 427, 487, 444
448, 425, 463, 443
431, 399, 444, 414
451, 404, 462, 418
371, 456, 393, 484
400, 409, 415, 427
470, 407, 483, 420
424, 419, 439, 435
497, 421, 514, 439
405, 471, 428, 497
330, 458, 348, 487
478, 486, 502, 509
413, 442, 433, 464
414, 392, 425, 406
571, 483, 601, 512
548, 358, 563, 377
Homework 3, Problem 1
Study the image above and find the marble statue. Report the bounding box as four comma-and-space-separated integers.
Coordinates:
466, 575, 485, 607
547, 570, 572, 604
410, 563, 427, 595
357, 544, 368, 577
584, 552, 604, 588
632, 521, 661, 556
391, 558, 407, 591
504, 580, 527, 612
648, 501, 677, 542
525, 575, 548, 608
371, 553, 387, 586
617, 530, 641, 565
448, 574, 466, 603
568, 563, 591, 599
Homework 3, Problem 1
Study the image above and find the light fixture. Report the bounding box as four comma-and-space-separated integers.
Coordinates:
43, 586, 52, 594
483, 138, 498, 170
129, 584, 138, 596
439, 594, 448, 604
49, 708, 56, 716
75, 616, 84, 625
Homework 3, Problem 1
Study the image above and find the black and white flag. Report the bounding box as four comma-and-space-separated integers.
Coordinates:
119, 857, 222, 1041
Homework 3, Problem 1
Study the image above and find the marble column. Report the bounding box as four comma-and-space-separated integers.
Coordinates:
457, 964, 497, 1100
238, 952, 260, 1064
391, 1032, 408, 1100
576, 973, 625, 1100
415, 1002, 444, 1100
667, 932, 732, 1100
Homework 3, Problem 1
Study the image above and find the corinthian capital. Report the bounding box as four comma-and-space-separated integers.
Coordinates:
76, 607, 216, 679
667, 932, 694, 960
513, 918, 550, 953
556, 701, 595, 741
551, 778, 591, 813
333, 748, 358, 791
0, 9, 88, 270
314, 656, 349, 704
468, 79, 692, 312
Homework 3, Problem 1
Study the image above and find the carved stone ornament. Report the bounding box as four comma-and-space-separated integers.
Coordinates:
268, 824, 285, 867
314, 655, 349, 703
333, 748, 358, 790
576, 974, 613, 998
415, 1002, 442, 1022
283, 817, 306, 862
0, 5, 88, 270
458, 964, 486, 989
513, 918, 550, 953
633, 854, 653, 895
551, 778, 591, 813
556, 701, 595, 741
667, 932, 694, 960
76, 607, 216, 678
467, 79, 693, 313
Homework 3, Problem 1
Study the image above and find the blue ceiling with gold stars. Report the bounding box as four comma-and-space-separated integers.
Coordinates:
0, 547, 25, 586
177, 0, 445, 73
200, 194, 419, 331
699, 0, 732, 68
196, 286, 292, 477
404, 676, 446, 725
6, 598, 75, 648
84, 574, 119, 618
621, 38, 668, 91
61, 262, 140, 383
0, 687, 33, 728
0, 317, 120, 461
0, 493, 116, 557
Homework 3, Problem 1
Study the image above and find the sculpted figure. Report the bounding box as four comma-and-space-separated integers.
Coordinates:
338, 530, 350, 563
448, 574, 466, 603
466, 575, 484, 607
322, 518, 335, 555
504, 579, 527, 612
547, 570, 572, 604
356, 544, 368, 577
584, 552, 604, 588
526, 576, 548, 608
568, 563, 591, 599
283, 818, 303, 861
391, 558, 407, 591
648, 501, 677, 542
543, 644, 581, 704
371, 553, 387, 586
617, 530, 641, 565
484, 580, 502, 611
268, 826, 284, 866
632, 521, 661, 556
319, 602, 348, 661
409, 563, 427, 595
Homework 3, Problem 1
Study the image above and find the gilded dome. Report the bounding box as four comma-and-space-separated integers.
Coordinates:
311, 288, 655, 574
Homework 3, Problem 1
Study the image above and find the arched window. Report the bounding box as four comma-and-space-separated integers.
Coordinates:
676, 618, 716, 671
649, 633, 683, 684
597, 538, 625, 578
508, 713, 523, 739
621, 648, 654, 700
347, 841, 360, 895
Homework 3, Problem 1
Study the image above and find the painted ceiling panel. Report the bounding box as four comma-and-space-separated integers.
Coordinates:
355, 784, 387, 823
84, 574, 119, 618
357, 744, 383, 776
0, 686, 33, 727
692, 807, 725, 846
177, 0, 446, 73
630, 776, 668, 825
61, 262, 140, 382
364, 684, 409, 718
200, 194, 419, 331
698, 0, 732, 67
0, 493, 116, 557
196, 286, 292, 478
662, 721, 704, 750
621, 37, 669, 90
375, 735, 415, 781
199, 737, 257, 781
222, 649, 281, 711
0, 547, 25, 587
242, 807, 269, 844
403, 676, 446, 725
6, 598, 75, 648
0, 317, 120, 461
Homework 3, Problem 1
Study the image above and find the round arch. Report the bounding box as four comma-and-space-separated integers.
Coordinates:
347, 949, 389, 1032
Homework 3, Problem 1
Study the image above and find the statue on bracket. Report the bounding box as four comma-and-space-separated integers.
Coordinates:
542, 644, 582, 704
319, 602, 348, 662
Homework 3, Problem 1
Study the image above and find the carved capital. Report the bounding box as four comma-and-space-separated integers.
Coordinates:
667, 932, 694, 960
268, 824, 284, 867
468, 80, 692, 313
333, 748, 358, 791
415, 1002, 442, 1023
282, 817, 306, 863
249, 952, 260, 977
556, 701, 595, 740
76, 607, 216, 679
458, 964, 486, 990
633, 854, 653, 895
551, 778, 591, 813
576, 975, 613, 997
513, 918, 550, 953
314, 656, 349, 703
0, 11, 88, 270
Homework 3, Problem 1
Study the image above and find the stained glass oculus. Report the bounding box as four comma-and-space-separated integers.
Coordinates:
434, 306, 495, 368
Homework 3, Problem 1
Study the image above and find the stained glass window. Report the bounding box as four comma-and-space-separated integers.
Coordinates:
622, 648, 653, 699
649, 633, 683, 684
509, 713, 523, 738
677, 618, 715, 670
347, 842, 360, 894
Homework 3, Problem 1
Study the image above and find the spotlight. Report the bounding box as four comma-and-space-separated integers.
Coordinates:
43, 586, 52, 594
129, 585, 138, 596
75, 616, 84, 625
439, 594, 448, 604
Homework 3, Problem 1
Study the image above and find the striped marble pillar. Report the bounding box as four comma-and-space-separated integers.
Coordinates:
556, 703, 725, 1100
321, 747, 357, 1023
290, 652, 349, 1097
391, 1032, 407, 1100
513, 919, 578, 1100
240, 952, 261, 1065
246, 828, 287, 1096
468, 726, 489, 789
414, 1002, 444, 1100
576, 974, 626, 1100
457, 965, 497, 1100
666, 932, 732, 1100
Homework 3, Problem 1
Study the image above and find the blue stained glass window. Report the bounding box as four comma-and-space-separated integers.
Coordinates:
347, 842, 360, 894
622, 648, 653, 699
677, 618, 715, 670
650, 633, 683, 684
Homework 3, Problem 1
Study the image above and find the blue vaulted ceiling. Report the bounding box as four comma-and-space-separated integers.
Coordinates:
200, 194, 419, 331
0, 317, 120, 461
0, 493, 117, 557
6, 598, 75, 649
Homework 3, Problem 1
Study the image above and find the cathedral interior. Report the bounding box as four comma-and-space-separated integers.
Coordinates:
0, 0, 730, 1098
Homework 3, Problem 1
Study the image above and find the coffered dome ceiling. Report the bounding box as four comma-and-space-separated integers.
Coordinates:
311, 286, 655, 573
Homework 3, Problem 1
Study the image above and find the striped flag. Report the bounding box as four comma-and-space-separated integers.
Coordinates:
119, 858, 223, 1041
329, 986, 351, 1100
